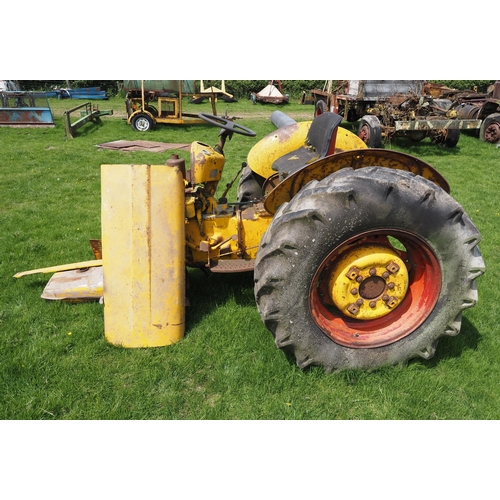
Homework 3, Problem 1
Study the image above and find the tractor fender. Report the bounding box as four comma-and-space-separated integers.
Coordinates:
247, 121, 311, 179
247, 120, 367, 181
264, 148, 450, 215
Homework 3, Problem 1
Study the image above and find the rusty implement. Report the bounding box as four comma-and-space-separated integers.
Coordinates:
251, 81, 289, 104
63, 101, 113, 138
0, 91, 54, 127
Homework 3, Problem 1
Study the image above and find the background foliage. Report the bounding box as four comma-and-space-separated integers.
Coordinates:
15, 80, 497, 99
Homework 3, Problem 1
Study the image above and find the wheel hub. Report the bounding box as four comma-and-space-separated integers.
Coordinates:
328, 244, 408, 320
485, 121, 500, 143
359, 125, 370, 143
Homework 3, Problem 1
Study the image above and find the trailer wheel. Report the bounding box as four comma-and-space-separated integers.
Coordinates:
237, 166, 265, 203
131, 113, 155, 132
430, 128, 460, 148
408, 131, 426, 142
254, 167, 484, 372
358, 115, 382, 147
479, 113, 500, 144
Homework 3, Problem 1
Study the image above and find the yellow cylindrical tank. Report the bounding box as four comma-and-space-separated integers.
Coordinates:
101, 164, 185, 347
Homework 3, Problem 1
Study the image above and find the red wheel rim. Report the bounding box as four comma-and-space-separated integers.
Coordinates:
485, 121, 500, 143
309, 230, 442, 348
358, 124, 370, 144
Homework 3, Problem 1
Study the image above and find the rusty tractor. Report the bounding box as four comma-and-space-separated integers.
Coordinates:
15, 111, 485, 372
311, 80, 482, 148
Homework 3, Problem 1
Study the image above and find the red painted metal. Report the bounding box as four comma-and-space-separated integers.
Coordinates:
309, 230, 442, 348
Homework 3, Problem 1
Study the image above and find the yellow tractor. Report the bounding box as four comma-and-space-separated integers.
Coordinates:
15, 112, 485, 372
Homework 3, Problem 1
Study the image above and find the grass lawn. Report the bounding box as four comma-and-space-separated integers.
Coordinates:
1, 95, 499, 421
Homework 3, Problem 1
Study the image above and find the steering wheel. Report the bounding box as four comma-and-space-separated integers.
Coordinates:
198, 113, 256, 137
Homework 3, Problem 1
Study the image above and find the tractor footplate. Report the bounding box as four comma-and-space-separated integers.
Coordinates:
209, 259, 255, 273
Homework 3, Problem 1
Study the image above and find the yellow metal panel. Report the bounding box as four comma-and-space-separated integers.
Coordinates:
101, 164, 185, 347
336, 126, 368, 150
189, 141, 225, 184
247, 121, 311, 179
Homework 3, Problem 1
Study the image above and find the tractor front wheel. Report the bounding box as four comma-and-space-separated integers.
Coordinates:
358, 115, 382, 148
254, 167, 485, 372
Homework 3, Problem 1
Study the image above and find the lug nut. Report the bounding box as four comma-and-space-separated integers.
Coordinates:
347, 304, 359, 315
350, 288, 358, 295
387, 297, 398, 308
346, 266, 360, 280
387, 261, 400, 274
369, 301, 377, 308
356, 299, 364, 306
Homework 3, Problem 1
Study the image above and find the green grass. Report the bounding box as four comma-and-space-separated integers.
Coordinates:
1, 96, 499, 420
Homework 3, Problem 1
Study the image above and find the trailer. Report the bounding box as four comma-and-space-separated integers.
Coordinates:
124, 80, 216, 132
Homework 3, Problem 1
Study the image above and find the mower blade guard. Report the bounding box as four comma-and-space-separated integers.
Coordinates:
101, 164, 185, 347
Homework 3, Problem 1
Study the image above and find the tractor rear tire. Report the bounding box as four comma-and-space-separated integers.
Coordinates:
358, 115, 382, 148
254, 167, 485, 372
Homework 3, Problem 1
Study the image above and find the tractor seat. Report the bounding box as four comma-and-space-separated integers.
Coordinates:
272, 112, 343, 179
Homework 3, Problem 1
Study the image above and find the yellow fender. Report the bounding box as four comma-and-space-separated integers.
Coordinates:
247, 120, 367, 180
247, 121, 311, 179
